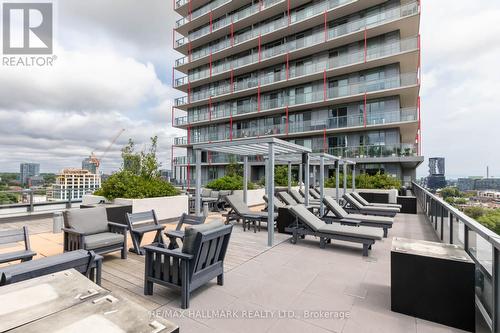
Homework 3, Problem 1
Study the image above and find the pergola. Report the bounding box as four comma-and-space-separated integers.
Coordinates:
192, 138, 311, 246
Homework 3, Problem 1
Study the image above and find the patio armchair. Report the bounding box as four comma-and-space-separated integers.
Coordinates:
0, 226, 36, 264
63, 207, 128, 259
144, 221, 233, 309
287, 204, 383, 256
165, 213, 206, 249
126, 210, 165, 255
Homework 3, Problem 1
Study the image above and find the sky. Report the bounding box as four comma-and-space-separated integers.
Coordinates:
0, 0, 499, 178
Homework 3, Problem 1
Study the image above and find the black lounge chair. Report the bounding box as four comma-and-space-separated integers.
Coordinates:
165, 213, 206, 249
144, 221, 233, 309
224, 195, 277, 232
126, 210, 165, 255
63, 207, 128, 259
290, 189, 320, 204
323, 196, 394, 237
263, 194, 287, 212
286, 205, 383, 256
343, 193, 398, 217
0, 226, 36, 264
351, 191, 402, 210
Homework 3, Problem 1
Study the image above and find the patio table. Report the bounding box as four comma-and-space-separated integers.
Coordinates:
0, 269, 179, 333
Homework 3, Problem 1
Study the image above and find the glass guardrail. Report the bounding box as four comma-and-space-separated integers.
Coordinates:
174, 108, 417, 145
175, 1, 418, 69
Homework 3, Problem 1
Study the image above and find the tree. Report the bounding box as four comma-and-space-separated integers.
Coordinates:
140, 136, 161, 180
440, 187, 461, 199
225, 160, 243, 177
122, 138, 141, 175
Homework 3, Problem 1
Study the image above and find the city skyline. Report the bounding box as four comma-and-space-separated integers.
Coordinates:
1, 0, 499, 178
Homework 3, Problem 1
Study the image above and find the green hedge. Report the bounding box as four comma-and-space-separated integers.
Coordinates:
206, 175, 256, 191
325, 172, 401, 189
94, 171, 179, 200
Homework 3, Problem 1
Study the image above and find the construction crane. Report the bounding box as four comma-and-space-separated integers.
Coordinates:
89, 128, 125, 169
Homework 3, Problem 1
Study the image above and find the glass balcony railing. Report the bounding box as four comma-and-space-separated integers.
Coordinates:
175, 71, 418, 119
175, 1, 418, 68
174, 108, 417, 145
176, 0, 230, 27
323, 143, 418, 159
174, 35, 418, 106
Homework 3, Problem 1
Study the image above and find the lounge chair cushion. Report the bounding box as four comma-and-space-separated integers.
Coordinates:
345, 194, 399, 213
65, 208, 109, 235
352, 192, 402, 209
182, 221, 225, 255
201, 188, 212, 197
346, 213, 393, 226
84, 232, 124, 250
290, 205, 325, 232
318, 224, 383, 240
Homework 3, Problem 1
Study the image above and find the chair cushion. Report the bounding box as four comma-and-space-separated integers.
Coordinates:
318, 224, 383, 240
65, 208, 109, 235
210, 191, 220, 198
201, 188, 212, 197
84, 232, 124, 250
324, 197, 349, 219
182, 221, 225, 255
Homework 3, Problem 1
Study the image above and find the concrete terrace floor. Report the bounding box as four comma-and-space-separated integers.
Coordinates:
0, 208, 469, 333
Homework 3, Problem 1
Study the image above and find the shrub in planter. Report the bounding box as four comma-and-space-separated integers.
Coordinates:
325, 172, 401, 190
94, 171, 179, 200
206, 175, 256, 191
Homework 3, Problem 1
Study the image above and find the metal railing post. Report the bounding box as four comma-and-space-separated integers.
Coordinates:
449, 213, 454, 244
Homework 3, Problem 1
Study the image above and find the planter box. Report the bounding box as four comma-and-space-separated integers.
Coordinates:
82, 195, 107, 205
114, 195, 189, 221
233, 189, 266, 206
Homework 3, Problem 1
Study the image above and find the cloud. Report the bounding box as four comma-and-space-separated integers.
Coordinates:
418, 0, 500, 178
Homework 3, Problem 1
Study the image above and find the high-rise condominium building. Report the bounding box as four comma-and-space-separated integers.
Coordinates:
171, 0, 423, 186
52, 168, 101, 201
20, 163, 40, 185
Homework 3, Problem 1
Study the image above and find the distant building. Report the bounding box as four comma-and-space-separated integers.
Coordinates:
20, 163, 40, 185
28, 175, 45, 188
82, 157, 99, 174
426, 157, 446, 190
52, 168, 101, 201
477, 191, 500, 202
458, 177, 500, 192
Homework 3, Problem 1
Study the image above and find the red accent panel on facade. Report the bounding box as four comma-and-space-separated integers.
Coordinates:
187, 81, 191, 103
230, 115, 233, 141
187, 163, 190, 190
323, 129, 327, 153
209, 11, 213, 33
187, 125, 191, 145
417, 34, 421, 84
172, 30, 175, 49
231, 20, 234, 46
171, 105, 174, 125
171, 67, 175, 88
363, 93, 367, 127
230, 68, 234, 92
188, 0, 192, 21
287, 0, 291, 25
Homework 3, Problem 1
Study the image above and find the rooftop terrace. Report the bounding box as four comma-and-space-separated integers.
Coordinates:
0, 203, 477, 333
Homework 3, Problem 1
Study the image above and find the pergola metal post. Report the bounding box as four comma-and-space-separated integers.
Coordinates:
343, 162, 347, 195
195, 149, 202, 216
319, 156, 325, 216
303, 153, 309, 206
299, 164, 303, 190
287, 161, 292, 192
267, 143, 275, 247
352, 165, 356, 191
335, 160, 340, 203
312, 166, 316, 188
243, 156, 248, 204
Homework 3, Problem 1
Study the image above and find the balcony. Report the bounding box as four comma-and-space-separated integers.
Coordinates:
174, 35, 418, 107
173, 107, 417, 148
174, 72, 419, 127
175, 0, 355, 51
174, 1, 419, 72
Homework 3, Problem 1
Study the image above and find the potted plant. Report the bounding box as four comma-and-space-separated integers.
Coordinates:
92, 137, 187, 220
